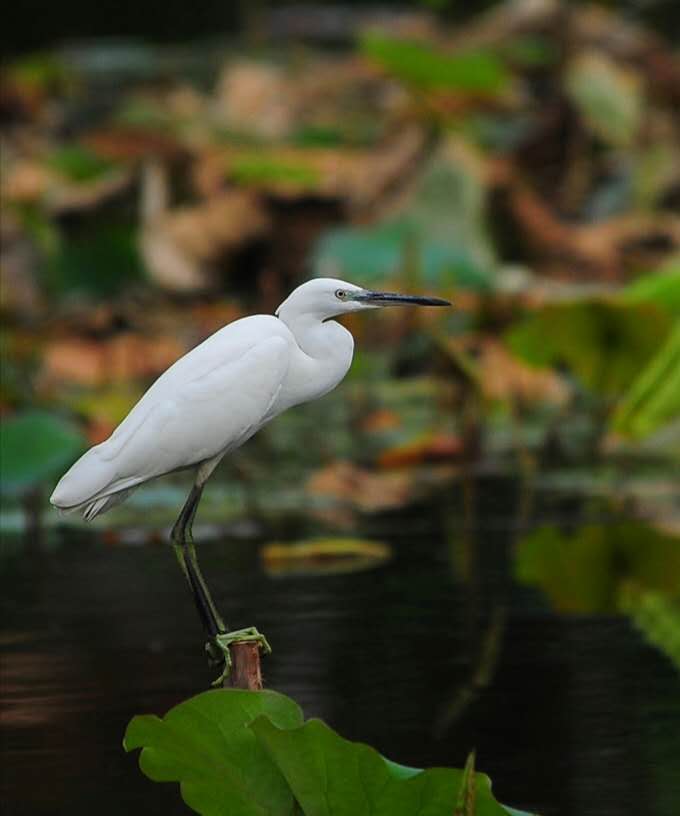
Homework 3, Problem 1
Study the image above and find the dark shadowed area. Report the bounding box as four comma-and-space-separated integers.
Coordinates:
3, 474, 680, 816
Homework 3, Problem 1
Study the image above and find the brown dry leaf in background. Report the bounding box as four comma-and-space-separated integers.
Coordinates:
448, 336, 569, 406
0, 224, 45, 317
165, 191, 270, 260
46, 169, 134, 215
140, 188, 270, 292
213, 55, 397, 144
139, 226, 210, 293
106, 333, 184, 381
377, 434, 463, 469
197, 126, 425, 207
2, 160, 52, 202
42, 333, 184, 387
489, 151, 680, 282
73, 384, 146, 444
215, 61, 296, 141
87, 418, 118, 445
188, 301, 244, 337
359, 408, 401, 433
42, 338, 103, 386
475, 338, 569, 405
83, 128, 186, 162
306, 460, 412, 512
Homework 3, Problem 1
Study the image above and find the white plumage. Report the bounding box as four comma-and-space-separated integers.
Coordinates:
50, 277, 449, 678
51, 277, 449, 521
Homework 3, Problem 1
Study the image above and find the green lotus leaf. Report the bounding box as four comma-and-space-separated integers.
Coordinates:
250, 715, 532, 816
124, 689, 304, 816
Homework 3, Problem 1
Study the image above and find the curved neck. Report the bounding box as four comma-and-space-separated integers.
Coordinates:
279, 312, 336, 356
274, 312, 355, 411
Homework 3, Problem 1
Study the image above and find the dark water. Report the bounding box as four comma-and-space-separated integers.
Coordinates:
1, 477, 679, 816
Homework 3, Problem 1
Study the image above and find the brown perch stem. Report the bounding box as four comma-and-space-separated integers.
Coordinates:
228, 641, 264, 690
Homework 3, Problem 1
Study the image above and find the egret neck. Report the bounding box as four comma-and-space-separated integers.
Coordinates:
276, 310, 354, 410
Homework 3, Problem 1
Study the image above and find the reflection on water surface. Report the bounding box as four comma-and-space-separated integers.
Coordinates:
1, 476, 679, 816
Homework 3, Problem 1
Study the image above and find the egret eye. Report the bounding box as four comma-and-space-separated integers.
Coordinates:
335, 289, 347, 300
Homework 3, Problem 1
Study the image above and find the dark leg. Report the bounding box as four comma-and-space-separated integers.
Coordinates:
171, 485, 225, 638
171, 481, 272, 686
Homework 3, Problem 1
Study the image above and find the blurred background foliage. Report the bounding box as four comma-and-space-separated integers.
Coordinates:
3, 0, 679, 661
2, 0, 679, 524
2, 2, 680, 814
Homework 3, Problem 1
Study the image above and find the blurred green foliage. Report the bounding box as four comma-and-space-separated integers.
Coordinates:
612, 325, 680, 440
5, 52, 73, 94
565, 53, 641, 147
2, 2, 679, 526
506, 301, 672, 400
620, 257, 680, 316
360, 35, 509, 94
47, 145, 119, 183
315, 221, 492, 290
315, 146, 495, 290
620, 587, 680, 671
230, 155, 320, 186
0, 411, 85, 497
516, 521, 680, 672
46, 223, 144, 297
515, 522, 680, 615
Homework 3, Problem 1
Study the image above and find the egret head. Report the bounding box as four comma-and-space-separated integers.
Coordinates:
276, 278, 450, 323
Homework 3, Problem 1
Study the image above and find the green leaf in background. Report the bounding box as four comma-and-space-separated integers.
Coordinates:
360, 35, 509, 94
47, 144, 119, 183
124, 689, 304, 816
499, 36, 557, 68
0, 411, 85, 496
619, 256, 680, 316
230, 155, 320, 187
7, 52, 73, 95
66, 383, 146, 428
612, 324, 680, 440
291, 125, 346, 148
564, 52, 642, 147
515, 522, 680, 615
314, 142, 495, 292
46, 223, 144, 298
403, 145, 495, 279
315, 221, 488, 288
631, 144, 676, 212
115, 95, 177, 131
10, 203, 61, 255
506, 300, 671, 399
619, 586, 680, 671
250, 716, 516, 816
291, 124, 377, 149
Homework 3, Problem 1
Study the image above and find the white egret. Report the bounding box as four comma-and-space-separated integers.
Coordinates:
51, 278, 449, 681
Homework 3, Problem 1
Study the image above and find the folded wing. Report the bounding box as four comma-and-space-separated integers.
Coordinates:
51, 317, 292, 519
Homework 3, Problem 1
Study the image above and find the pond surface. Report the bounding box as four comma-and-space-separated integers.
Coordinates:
1, 475, 679, 816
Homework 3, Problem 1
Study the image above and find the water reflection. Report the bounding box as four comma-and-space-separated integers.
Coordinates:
1, 476, 679, 816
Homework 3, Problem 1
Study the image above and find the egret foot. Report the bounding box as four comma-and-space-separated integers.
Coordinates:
207, 627, 272, 687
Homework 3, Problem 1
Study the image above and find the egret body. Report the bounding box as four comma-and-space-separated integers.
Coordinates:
51, 278, 449, 680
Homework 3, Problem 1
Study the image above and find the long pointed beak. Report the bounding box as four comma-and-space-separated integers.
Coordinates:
355, 291, 451, 307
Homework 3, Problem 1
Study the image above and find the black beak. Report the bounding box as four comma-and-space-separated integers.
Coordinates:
356, 291, 451, 307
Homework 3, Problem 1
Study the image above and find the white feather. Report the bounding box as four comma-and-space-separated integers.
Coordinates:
50, 282, 361, 519
50, 278, 448, 521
